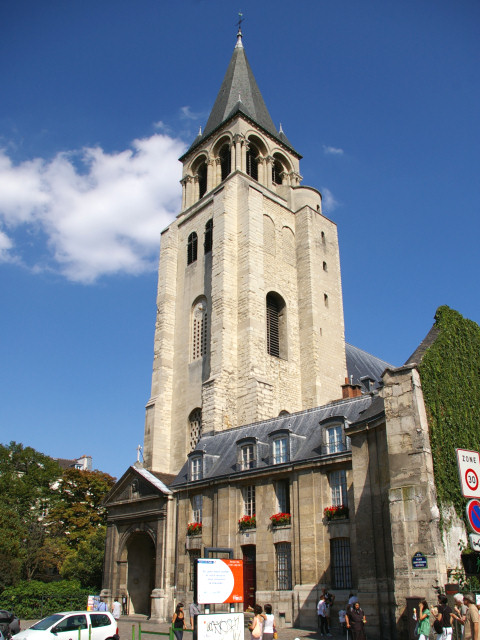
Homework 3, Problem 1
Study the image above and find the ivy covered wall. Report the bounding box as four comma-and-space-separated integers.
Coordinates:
417, 305, 480, 524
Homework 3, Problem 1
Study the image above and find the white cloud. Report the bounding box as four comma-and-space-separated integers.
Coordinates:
323, 145, 344, 156
0, 133, 186, 283
180, 106, 203, 121
321, 187, 340, 212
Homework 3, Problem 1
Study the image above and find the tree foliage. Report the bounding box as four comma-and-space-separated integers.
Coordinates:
0, 579, 91, 619
418, 306, 480, 524
0, 442, 115, 590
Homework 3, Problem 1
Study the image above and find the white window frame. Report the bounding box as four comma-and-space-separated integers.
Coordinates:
243, 485, 256, 517
241, 444, 255, 470
192, 494, 203, 523
273, 436, 288, 464
326, 425, 343, 454
190, 456, 202, 481
330, 470, 348, 507
275, 479, 290, 514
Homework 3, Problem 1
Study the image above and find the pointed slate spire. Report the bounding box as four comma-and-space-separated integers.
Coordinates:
183, 29, 299, 158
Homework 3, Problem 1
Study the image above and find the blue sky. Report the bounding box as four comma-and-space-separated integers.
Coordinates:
1, 0, 479, 479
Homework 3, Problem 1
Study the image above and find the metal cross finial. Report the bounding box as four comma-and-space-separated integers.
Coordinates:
237, 11, 244, 32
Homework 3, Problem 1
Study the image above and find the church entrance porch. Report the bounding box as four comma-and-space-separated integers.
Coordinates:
126, 531, 156, 616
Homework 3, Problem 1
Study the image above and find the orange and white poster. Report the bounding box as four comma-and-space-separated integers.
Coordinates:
197, 558, 243, 604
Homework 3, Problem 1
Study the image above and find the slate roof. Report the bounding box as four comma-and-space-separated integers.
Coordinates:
171, 394, 377, 487
133, 464, 173, 495
181, 31, 300, 160
404, 325, 440, 366
345, 342, 392, 390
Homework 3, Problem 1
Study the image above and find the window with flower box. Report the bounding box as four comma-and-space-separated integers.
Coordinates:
330, 470, 347, 507
243, 485, 255, 517
276, 479, 290, 514
192, 494, 203, 524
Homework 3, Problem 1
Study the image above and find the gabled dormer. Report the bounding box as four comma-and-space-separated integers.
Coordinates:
179, 28, 303, 211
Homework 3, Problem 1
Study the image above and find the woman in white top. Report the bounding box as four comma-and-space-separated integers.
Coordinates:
262, 604, 276, 640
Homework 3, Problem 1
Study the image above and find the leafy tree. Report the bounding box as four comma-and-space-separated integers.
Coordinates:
0, 442, 63, 585
47, 468, 115, 546
60, 528, 107, 590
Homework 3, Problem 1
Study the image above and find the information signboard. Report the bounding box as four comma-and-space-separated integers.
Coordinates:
456, 449, 480, 499
197, 558, 243, 604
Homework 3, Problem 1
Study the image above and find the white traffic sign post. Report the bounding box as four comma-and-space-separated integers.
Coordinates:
456, 449, 480, 499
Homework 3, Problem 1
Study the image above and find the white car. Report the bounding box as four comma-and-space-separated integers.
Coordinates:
13, 612, 118, 640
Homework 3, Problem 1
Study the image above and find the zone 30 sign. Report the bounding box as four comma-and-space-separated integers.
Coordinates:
456, 449, 480, 499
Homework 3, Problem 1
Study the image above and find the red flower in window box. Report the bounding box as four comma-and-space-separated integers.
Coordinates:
187, 522, 202, 536
323, 505, 349, 521
269, 512, 291, 527
238, 515, 256, 531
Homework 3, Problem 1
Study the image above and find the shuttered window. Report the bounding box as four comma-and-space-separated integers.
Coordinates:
267, 294, 280, 357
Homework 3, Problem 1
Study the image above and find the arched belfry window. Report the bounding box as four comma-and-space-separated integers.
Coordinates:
219, 144, 231, 181
187, 232, 198, 265
204, 219, 213, 253
189, 408, 202, 451
197, 162, 207, 199
192, 298, 208, 360
272, 159, 284, 185
266, 292, 287, 359
246, 145, 259, 181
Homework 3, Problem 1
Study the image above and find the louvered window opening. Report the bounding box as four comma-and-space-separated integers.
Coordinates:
204, 219, 213, 253
187, 232, 198, 265
276, 543, 292, 590
193, 312, 207, 360
247, 149, 258, 181
220, 145, 231, 181
189, 409, 202, 451
267, 297, 280, 357
330, 538, 352, 589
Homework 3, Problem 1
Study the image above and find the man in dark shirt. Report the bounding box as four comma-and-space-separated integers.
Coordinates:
437, 594, 453, 640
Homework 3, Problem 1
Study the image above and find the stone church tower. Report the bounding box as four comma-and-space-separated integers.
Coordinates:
144, 32, 346, 473
143, 29, 347, 475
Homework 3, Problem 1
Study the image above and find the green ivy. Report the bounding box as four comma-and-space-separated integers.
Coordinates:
418, 306, 480, 527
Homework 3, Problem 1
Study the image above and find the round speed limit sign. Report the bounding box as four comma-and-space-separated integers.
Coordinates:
466, 469, 479, 493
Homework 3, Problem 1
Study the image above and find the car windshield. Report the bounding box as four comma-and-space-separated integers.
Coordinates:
31, 615, 64, 630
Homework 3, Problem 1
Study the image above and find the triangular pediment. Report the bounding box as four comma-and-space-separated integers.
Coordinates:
103, 464, 174, 506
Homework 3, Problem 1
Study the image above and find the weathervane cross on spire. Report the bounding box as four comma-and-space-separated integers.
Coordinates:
237, 11, 244, 32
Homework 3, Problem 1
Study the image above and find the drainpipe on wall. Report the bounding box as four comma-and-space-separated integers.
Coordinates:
173, 493, 179, 609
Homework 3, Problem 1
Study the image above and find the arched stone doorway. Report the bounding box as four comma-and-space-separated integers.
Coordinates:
126, 532, 156, 615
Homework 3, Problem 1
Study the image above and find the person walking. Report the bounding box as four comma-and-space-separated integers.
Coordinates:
189, 601, 201, 640
345, 601, 367, 640
172, 603, 187, 640
462, 593, 479, 640
262, 604, 276, 640
452, 593, 467, 639
112, 599, 121, 620
417, 600, 431, 640
436, 594, 452, 640
317, 595, 328, 637
249, 605, 265, 640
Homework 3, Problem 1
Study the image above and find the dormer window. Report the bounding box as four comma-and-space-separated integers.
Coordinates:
237, 437, 257, 471
241, 444, 255, 470
190, 455, 203, 481
326, 425, 343, 454
273, 436, 288, 464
